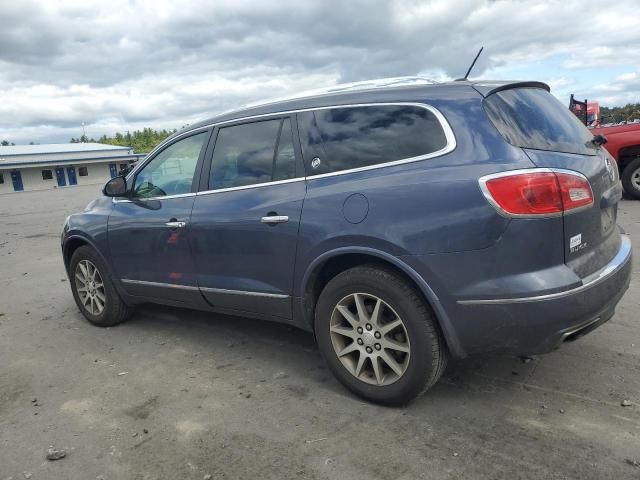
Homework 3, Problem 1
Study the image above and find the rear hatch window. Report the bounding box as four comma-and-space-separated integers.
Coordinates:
484, 87, 622, 278
484, 88, 597, 156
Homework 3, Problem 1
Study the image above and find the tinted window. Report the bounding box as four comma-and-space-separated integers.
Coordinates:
484, 88, 596, 156
299, 105, 448, 175
209, 118, 297, 189
134, 132, 207, 198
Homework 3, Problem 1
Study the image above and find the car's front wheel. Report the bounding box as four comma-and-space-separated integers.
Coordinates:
69, 245, 133, 327
314, 265, 447, 406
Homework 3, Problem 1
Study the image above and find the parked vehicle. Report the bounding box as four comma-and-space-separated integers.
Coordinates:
569, 95, 640, 199
590, 123, 640, 200
62, 78, 632, 405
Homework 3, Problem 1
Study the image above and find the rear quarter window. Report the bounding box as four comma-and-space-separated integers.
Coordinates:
484, 88, 596, 156
298, 104, 448, 175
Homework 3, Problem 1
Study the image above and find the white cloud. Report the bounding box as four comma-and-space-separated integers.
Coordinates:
1, 0, 639, 143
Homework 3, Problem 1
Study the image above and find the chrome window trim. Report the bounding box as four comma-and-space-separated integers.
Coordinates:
478, 167, 594, 219
118, 102, 455, 198
199, 286, 289, 299
457, 234, 631, 305
196, 177, 304, 197
113, 192, 196, 203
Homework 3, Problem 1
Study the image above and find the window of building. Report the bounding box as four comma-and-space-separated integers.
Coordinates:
298, 105, 448, 175
209, 118, 297, 190
78, 167, 89, 176
0, 173, 4, 184
133, 132, 208, 198
42, 169, 53, 180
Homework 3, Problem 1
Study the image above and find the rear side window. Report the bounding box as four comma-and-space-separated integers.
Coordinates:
298, 105, 448, 175
484, 88, 596, 156
209, 118, 297, 189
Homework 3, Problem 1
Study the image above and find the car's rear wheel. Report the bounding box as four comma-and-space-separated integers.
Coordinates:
621, 157, 640, 200
69, 245, 133, 327
314, 265, 447, 406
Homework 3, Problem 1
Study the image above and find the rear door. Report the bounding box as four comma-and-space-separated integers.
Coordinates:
189, 116, 305, 319
483, 87, 622, 277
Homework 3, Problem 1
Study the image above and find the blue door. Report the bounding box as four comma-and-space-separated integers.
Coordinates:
67, 166, 77, 185
109, 163, 118, 178
108, 130, 210, 305
10, 170, 24, 192
55, 167, 66, 186
189, 117, 305, 319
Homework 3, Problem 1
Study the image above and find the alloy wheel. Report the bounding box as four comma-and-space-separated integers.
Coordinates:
329, 292, 410, 386
631, 166, 640, 191
75, 259, 106, 316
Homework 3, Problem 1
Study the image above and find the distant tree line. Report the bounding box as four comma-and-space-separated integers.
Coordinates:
70, 128, 178, 153
599, 103, 640, 123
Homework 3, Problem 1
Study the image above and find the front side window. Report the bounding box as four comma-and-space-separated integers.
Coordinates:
134, 132, 208, 198
42, 169, 53, 180
298, 105, 448, 175
209, 118, 297, 189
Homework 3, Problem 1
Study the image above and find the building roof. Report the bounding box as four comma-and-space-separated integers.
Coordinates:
0, 152, 145, 169
0, 143, 130, 157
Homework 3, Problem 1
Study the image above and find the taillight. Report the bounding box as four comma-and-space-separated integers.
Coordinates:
479, 169, 593, 217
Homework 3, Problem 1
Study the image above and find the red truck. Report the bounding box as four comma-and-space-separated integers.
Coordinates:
570, 95, 640, 199
591, 123, 640, 199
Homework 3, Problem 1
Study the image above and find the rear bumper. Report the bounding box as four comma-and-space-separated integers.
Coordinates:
451, 234, 632, 355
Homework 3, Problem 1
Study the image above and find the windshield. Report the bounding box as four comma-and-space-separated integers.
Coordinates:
484, 88, 597, 156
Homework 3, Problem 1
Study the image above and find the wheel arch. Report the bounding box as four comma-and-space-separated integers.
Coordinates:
300, 247, 465, 358
617, 144, 640, 172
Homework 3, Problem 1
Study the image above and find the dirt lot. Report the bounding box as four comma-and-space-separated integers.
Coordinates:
0, 185, 639, 480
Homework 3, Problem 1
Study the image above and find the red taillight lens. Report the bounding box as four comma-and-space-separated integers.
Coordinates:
555, 172, 594, 210
480, 170, 593, 216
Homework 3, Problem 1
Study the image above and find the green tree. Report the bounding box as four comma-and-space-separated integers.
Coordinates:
71, 127, 177, 153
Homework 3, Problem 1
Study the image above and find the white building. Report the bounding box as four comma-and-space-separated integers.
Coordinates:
0, 143, 146, 194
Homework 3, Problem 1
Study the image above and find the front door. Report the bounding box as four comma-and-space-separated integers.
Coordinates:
10, 170, 23, 191
190, 116, 305, 319
55, 168, 66, 186
108, 129, 211, 304
67, 166, 77, 185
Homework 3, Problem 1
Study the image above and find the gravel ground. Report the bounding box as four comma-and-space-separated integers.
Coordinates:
1, 185, 639, 480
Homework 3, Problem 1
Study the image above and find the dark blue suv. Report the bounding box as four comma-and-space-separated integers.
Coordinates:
62, 78, 632, 405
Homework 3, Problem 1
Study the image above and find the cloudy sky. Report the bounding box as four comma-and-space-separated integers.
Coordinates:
1, 0, 639, 144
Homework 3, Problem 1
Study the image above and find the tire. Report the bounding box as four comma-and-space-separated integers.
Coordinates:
314, 265, 447, 406
69, 245, 133, 327
621, 158, 640, 200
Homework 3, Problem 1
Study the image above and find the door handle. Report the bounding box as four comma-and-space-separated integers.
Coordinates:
165, 220, 187, 228
261, 215, 289, 224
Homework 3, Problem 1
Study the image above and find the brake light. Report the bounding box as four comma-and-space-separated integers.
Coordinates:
479, 169, 593, 216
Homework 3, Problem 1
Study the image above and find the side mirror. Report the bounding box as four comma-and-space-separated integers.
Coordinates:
103, 176, 128, 197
